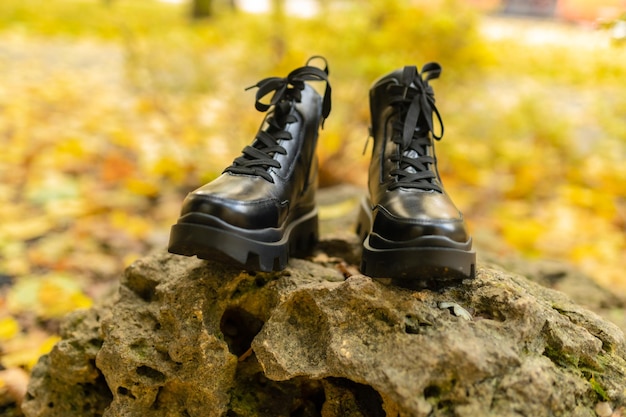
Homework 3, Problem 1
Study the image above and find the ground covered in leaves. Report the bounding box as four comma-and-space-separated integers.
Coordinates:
0, 0, 624, 411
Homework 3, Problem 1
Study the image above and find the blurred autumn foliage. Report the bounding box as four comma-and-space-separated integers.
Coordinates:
0, 0, 624, 398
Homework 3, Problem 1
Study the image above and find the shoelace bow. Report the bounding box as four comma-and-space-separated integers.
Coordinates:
224, 56, 331, 182
387, 62, 445, 192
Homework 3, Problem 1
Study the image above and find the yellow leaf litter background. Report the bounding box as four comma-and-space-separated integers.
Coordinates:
0, 0, 624, 409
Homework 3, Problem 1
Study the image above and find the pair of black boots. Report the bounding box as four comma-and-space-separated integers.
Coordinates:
168, 57, 475, 289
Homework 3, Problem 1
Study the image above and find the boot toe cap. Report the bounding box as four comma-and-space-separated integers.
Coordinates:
180, 192, 285, 230
372, 204, 469, 244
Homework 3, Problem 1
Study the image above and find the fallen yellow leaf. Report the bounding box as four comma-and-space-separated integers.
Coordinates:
0, 317, 20, 341
7, 274, 93, 319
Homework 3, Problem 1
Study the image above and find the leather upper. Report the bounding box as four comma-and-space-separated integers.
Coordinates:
180, 85, 322, 230
367, 68, 470, 244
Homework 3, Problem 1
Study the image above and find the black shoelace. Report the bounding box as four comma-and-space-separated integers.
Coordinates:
224, 56, 331, 183
387, 63, 444, 192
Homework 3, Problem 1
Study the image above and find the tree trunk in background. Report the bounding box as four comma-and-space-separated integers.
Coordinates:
271, 0, 286, 61
191, 0, 212, 19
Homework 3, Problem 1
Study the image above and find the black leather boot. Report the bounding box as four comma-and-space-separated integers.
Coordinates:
169, 57, 331, 272
357, 63, 475, 288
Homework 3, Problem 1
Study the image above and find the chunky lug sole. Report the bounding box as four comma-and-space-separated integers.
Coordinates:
168, 208, 318, 272
356, 197, 475, 289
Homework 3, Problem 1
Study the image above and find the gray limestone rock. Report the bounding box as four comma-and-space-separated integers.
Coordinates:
22, 247, 626, 417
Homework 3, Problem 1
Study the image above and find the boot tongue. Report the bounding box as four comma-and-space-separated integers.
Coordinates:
270, 100, 294, 128
390, 115, 441, 192
398, 122, 430, 174
401, 149, 420, 175
385, 63, 445, 192
397, 65, 443, 149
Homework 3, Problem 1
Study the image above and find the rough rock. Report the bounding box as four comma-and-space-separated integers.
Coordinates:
21, 241, 626, 417
21, 305, 113, 416
491, 256, 626, 333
